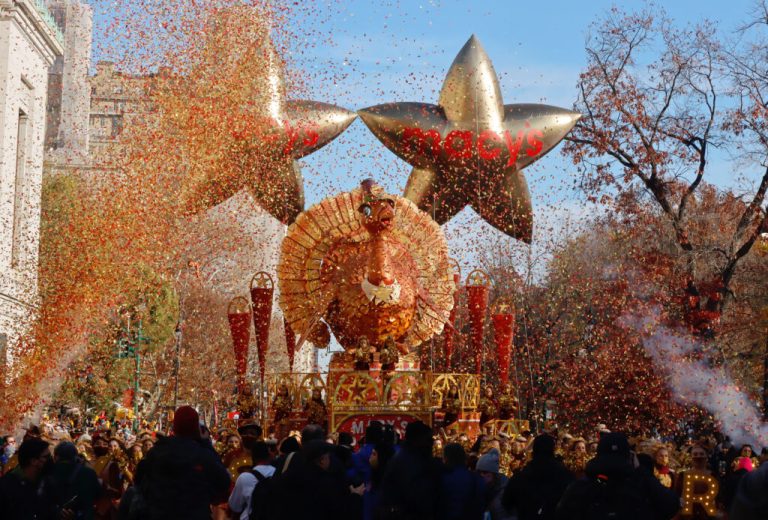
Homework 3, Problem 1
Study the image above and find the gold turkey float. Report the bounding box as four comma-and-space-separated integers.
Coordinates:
278, 179, 455, 359
275, 180, 477, 435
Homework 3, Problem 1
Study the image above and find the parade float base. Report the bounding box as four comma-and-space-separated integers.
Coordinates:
267, 356, 485, 441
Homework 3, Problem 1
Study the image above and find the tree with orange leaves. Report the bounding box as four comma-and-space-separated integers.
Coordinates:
563, 5, 768, 336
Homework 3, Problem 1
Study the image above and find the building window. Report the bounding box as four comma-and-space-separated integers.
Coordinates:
11, 110, 28, 268
111, 116, 123, 138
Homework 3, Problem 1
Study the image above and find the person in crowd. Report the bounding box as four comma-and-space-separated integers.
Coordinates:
92, 432, 124, 519
304, 440, 365, 519
720, 452, 753, 512
271, 435, 301, 477
132, 405, 231, 519
0, 436, 16, 472
222, 431, 251, 477
364, 440, 395, 520
477, 448, 512, 520
654, 445, 675, 488
47, 441, 102, 520
378, 421, 441, 519
731, 444, 759, 472
0, 437, 56, 519
138, 432, 154, 456
228, 441, 275, 520
508, 435, 527, 475
564, 437, 589, 479
438, 443, 485, 520
127, 443, 143, 480
555, 432, 679, 520
479, 386, 499, 426
269, 438, 364, 519
674, 445, 719, 520
350, 421, 383, 487
729, 460, 768, 520
503, 434, 574, 520
2, 425, 42, 476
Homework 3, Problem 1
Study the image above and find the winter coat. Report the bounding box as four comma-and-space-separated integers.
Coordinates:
0, 467, 57, 520
555, 454, 679, 520
377, 444, 441, 520
134, 436, 231, 520
729, 463, 768, 520
503, 455, 574, 520
438, 465, 486, 520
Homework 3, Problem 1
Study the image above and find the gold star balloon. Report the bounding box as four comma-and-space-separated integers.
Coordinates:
358, 35, 580, 242
178, 9, 357, 224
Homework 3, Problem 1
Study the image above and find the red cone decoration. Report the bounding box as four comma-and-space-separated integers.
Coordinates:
492, 305, 515, 386
249, 272, 274, 385
465, 269, 491, 374
227, 296, 252, 392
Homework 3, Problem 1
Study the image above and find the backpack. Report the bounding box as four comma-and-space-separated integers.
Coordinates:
248, 469, 276, 520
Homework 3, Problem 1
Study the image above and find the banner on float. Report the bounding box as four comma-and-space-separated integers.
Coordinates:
334, 413, 432, 441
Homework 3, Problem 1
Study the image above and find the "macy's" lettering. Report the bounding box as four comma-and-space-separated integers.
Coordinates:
401, 122, 543, 167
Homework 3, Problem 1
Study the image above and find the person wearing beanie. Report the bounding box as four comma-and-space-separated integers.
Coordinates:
438, 443, 485, 520
132, 406, 230, 519
172, 405, 201, 438
502, 434, 574, 520
555, 432, 679, 520
476, 448, 514, 520
47, 441, 102, 520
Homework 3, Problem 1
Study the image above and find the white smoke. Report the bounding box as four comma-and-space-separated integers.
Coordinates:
621, 308, 768, 447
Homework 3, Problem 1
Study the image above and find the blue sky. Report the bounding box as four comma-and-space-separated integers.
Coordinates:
273, 0, 757, 271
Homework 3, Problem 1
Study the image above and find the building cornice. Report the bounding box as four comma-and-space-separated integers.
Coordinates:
0, 0, 64, 65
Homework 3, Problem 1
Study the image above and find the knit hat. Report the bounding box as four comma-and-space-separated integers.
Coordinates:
597, 432, 630, 457
476, 448, 500, 474
172, 406, 200, 439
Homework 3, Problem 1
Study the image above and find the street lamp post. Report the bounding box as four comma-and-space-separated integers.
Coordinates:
174, 320, 182, 410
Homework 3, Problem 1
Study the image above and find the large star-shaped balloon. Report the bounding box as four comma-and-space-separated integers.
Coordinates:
180, 12, 356, 224
358, 35, 580, 242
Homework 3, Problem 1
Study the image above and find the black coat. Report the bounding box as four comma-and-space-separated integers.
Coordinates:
555, 454, 679, 520
268, 450, 361, 520
377, 444, 442, 520
503, 455, 574, 520
0, 468, 57, 520
134, 436, 231, 520
729, 463, 768, 520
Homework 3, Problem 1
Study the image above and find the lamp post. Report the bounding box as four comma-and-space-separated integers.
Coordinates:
173, 320, 181, 410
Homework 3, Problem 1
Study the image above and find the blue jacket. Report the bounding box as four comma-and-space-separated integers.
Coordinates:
439, 465, 486, 520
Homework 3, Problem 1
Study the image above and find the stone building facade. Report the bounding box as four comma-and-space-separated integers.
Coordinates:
0, 0, 63, 367
44, 0, 91, 166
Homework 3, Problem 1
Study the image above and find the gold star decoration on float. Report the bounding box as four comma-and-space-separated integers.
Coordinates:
358, 35, 580, 243
178, 12, 357, 224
